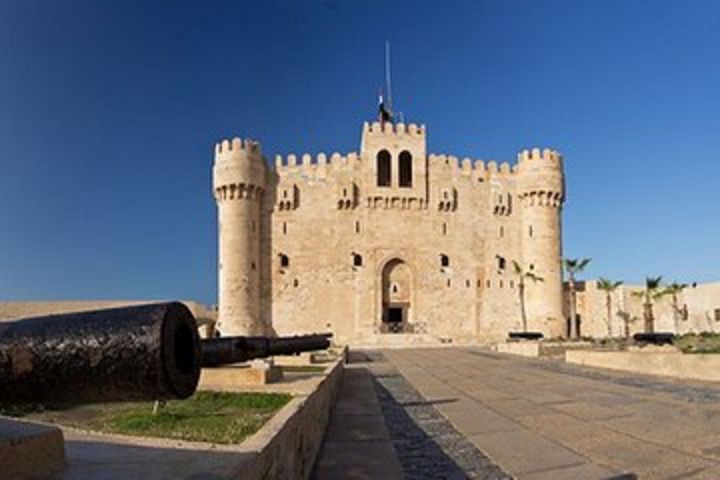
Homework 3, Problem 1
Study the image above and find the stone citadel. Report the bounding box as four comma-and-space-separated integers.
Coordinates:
212, 116, 566, 344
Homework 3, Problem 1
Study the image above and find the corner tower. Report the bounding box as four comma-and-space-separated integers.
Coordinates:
517, 148, 565, 337
213, 137, 267, 335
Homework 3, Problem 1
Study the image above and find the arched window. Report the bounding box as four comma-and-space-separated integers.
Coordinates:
399, 150, 412, 187
376, 150, 391, 187
440, 254, 449, 268
279, 253, 289, 268
353, 253, 363, 267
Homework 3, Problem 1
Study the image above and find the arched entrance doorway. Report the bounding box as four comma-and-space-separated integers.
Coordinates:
381, 259, 412, 333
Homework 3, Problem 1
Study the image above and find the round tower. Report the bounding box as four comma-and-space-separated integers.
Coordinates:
517, 148, 565, 337
213, 137, 267, 336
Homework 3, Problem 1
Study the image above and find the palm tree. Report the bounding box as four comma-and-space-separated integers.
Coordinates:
631, 276, 666, 333
597, 278, 623, 338
564, 258, 591, 339
513, 261, 544, 333
617, 310, 638, 339
664, 282, 688, 334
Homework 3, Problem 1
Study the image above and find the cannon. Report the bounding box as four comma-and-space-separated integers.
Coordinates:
633, 332, 675, 345
0, 302, 332, 404
201, 333, 333, 367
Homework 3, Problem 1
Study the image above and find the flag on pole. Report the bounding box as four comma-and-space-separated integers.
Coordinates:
378, 89, 393, 123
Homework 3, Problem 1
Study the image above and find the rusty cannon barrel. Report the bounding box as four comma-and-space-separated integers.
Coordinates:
200, 333, 332, 367
0, 302, 201, 404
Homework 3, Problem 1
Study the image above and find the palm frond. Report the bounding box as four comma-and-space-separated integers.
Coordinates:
578, 258, 592, 271
597, 277, 622, 292
512, 260, 522, 275
526, 272, 544, 283
646, 276, 663, 290
564, 257, 591, 275
665, 282, 688, 294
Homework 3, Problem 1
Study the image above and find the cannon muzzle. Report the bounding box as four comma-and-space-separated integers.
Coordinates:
0, 302, 201, 404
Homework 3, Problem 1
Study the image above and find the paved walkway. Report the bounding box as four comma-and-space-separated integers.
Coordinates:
316, 348, 720, 479
385, 348, 720, 479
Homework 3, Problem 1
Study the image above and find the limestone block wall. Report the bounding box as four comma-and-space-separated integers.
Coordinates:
216, 121, 566, 343
569, 280, 720, 337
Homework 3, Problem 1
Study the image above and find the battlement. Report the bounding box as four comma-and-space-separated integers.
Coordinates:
517, 147, 562, 166
428, 154, 515, 178
362, 121, 425, 136
214, 137, 262, 160
273, 152, 361, 175
213, 136, 266, 191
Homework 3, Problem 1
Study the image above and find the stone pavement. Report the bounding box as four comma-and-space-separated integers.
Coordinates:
313, 352, 510, 479
312, 359, 405, 479
381, 348, 720, 479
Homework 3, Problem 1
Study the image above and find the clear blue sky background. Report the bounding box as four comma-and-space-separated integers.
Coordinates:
1, 0, 719, 303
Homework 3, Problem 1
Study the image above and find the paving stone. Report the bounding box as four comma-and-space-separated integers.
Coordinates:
443, 407, 522, 435
325, 413, 390, 442
313, 441, 403, 480
521, 461, 621, 480
482, 398, 554, 418
467, 430, 588, 476
574, 431, 716, 479
549, 400, 635, 420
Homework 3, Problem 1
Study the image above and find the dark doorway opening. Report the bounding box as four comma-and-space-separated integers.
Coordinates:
388, 307, 403, 324
382, 304, 409, 333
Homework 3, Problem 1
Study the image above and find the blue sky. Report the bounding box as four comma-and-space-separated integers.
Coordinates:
1, 0, 719, 303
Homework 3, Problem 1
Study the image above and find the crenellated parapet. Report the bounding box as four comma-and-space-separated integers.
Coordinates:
273, 152, 360, 177
515, 147, 565, 208
362, 121, 425, 136
429, 154, 515, 180
213, 137, 267, 202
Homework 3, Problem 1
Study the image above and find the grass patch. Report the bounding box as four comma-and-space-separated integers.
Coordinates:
674, 333, 720, 354
1, 391, 291, 444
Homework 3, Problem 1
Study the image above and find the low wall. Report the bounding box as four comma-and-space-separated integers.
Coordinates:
0, 417, 65, 479
495, 342, 540, 357
565, 350, 720, 382
235, 352, 345, 479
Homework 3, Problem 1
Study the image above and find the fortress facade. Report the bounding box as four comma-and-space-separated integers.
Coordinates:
212, 119, 566, 344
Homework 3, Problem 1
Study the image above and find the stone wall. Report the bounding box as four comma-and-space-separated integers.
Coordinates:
235, 353, 345, 479
566, 350, 720, 382
216, 120, 566, 345
567, 280, 720, 337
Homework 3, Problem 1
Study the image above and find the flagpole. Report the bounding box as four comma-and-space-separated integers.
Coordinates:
385, 41, 392, 112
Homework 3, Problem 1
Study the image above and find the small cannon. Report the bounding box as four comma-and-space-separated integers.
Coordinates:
0, 302, 332, 404
633, 332, 675, 345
